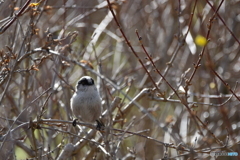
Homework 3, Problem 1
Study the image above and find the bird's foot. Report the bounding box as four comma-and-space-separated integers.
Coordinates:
72, 119, 78, 127
96, 120, 105, 131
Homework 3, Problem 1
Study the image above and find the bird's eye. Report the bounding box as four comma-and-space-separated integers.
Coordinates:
78, 78, 88, 85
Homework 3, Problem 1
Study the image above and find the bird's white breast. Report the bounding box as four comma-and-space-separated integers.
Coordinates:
70, 85, 102, 122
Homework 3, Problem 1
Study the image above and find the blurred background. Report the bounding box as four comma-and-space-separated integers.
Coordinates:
0, 0, 240, 159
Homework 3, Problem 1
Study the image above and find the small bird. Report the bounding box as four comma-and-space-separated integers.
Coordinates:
70, 76, 102, 124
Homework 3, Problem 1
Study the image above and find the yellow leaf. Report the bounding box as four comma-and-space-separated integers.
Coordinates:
209, 82, 216, 89
195, 35, 207, 47
29, 3, 40, 7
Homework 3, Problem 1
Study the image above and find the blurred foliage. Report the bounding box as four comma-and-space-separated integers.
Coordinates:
0, 0, 240, 159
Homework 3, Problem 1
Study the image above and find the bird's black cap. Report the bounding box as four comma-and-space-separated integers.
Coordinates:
78, 76, 94, 86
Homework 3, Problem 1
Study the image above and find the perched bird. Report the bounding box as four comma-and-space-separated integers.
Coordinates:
70, 76, 102, 124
